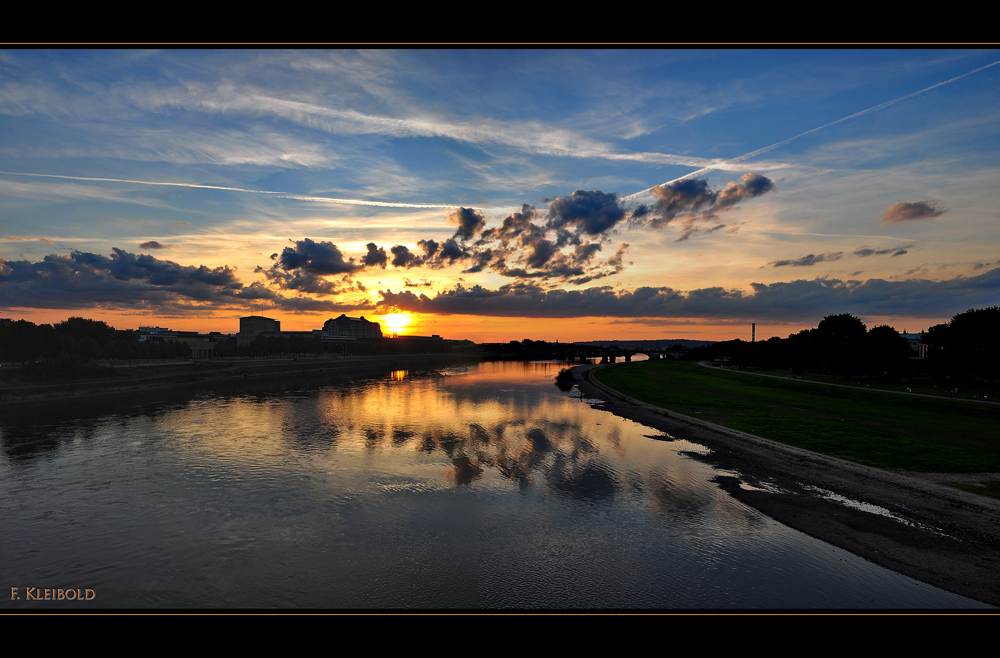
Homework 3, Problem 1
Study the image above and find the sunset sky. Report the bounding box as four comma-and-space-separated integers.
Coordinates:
2, 49, 999, 342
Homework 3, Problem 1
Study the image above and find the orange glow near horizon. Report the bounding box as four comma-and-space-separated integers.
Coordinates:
0, 307, 953, 344
381, 313, 411, 335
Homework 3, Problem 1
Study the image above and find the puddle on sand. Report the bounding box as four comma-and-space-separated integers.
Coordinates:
712, 469, 788, 494
803, 485, 949, 537
737, 479, 787, 494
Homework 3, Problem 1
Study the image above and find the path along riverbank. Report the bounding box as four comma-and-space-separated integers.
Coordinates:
573, 362, 1000, 608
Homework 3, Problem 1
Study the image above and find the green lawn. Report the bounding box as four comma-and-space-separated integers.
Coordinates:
724, 366, 996, 401
593, 360, 1000, 473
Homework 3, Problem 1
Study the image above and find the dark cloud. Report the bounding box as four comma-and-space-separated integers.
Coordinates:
716, 172, 775, 209
547, 190, 627, 236
462, 248, 494, 275
768, 252, 844, 268
525, 238, 557, 269
390, 244, 421, 268
646, 179, 719, 227
0, 248, 374, 315
403, 278, 434, 288
437, 238, 468, 265
880, 201, 946, 226
252, 197, 626, 286
854, 245, 913, 259
0, 248, 241, 309
639, 173, 775, 241
363, 242, 388, 268
139, 241, 166, 250
449, 207, 487, 242
277, 238, 360, 275
417, 239, 439, 258
377, 267, 1000, 322
256, 267, 359, 296
251, 182, 741, 292
255, 238, 375, 299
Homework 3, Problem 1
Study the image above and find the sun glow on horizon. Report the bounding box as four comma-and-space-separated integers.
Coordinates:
381, 312, 411, 335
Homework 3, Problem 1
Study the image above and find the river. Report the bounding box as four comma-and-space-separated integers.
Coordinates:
0, 359, 987, 609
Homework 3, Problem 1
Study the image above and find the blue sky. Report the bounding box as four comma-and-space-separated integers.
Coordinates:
1, 48, 998, 341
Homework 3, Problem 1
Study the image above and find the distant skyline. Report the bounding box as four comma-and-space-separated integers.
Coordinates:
2, 49, 999, 342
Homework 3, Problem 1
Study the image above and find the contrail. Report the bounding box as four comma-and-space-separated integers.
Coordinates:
621, 57, 1000, 203
0, 170, 520, 213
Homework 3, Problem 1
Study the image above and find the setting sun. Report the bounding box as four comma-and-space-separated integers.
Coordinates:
381, 313, 411, 335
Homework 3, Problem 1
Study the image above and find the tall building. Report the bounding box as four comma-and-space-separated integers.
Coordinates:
322, 314, 382, 340
238, 316, 280, 347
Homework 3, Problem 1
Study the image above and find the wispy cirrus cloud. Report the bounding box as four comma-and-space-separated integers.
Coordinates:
129, 81, 775, 172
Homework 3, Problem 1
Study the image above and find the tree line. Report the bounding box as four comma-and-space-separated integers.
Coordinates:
0, 316, 480, 370
686, 307, 1000, 383
0, 317, 190, 366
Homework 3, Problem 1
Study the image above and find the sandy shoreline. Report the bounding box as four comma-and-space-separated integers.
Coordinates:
574, 363, 1000, 608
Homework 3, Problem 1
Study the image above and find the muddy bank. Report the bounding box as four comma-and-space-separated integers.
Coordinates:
574, 363, 1000, 608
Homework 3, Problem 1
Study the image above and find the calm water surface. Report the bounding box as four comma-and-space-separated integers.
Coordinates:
0, 360, 988, 608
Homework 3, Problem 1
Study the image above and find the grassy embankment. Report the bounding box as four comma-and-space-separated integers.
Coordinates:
594, 360, 1000, 494
720, 366, 996, 401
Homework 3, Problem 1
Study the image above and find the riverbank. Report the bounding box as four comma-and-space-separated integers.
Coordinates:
573, 362, 1000, 608
0, 353, 482, 408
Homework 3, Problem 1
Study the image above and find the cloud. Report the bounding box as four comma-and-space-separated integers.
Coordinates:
390, 244, 421, 269
449, 207, 487, 242
0, 247, 373, 315
547, 190, 627, 236
634, 173, 775, 241
852, 244, 912, 258
275, 238, 361, 275
132, 79, 743, 171
233, 178, 754, 296
880, 200, 946, 226
356, 196, 635, 285
0, 248, 242, 309
140, 240, 166, 249
768, 252, 844, 268
645, 178, 719, 227
716, 172, 775, 209
363, 242, 388, 268
403, 278, 433, 288
376, 267, 1000, 322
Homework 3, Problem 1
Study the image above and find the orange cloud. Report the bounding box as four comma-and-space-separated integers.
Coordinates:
880, 201, 945, 226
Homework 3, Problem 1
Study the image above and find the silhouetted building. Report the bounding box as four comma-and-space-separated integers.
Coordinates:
322, 314, 382, 340
901, 332, 928, 359
239, 316, 280, 347
187, 340, 217, 359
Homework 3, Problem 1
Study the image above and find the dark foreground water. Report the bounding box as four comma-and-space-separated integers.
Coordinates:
0, 360, 988, 609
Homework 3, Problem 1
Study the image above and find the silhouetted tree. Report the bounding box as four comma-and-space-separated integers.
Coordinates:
945, 307, 1000, 382
815, 313, 867, 374
864, 325, 911, 376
